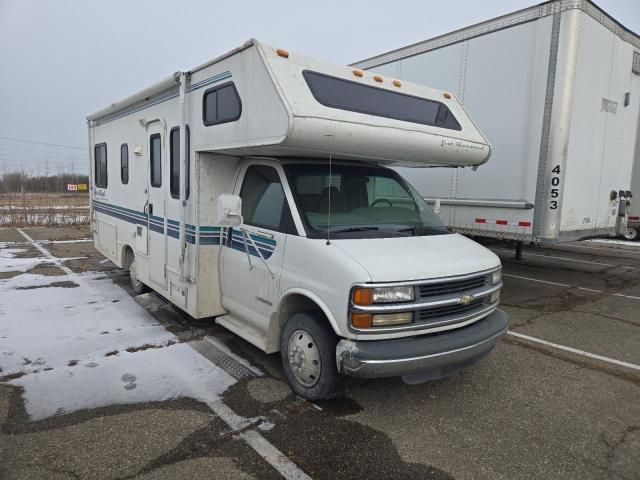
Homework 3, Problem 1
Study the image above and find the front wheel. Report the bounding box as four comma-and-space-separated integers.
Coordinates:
623, 227, 639, 241
280, 312, 342, 400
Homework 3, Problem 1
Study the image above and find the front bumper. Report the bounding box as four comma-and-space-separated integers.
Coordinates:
336, 309, 508, 382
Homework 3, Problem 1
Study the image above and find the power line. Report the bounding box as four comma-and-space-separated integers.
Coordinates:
0, 136, 85, 150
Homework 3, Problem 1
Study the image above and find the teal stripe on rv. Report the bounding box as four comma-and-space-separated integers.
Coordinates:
92, 200, 220, 245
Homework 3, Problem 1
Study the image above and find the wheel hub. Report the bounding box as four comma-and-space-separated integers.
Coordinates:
287, 330, 321, 388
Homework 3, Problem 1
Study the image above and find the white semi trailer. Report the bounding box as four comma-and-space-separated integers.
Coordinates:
627, 123, 640, 240
87, 40, 507, 400
354, 0, 640, 255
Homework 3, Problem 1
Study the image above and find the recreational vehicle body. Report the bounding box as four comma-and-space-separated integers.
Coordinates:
354, 0, 640, 250
87, 40, 508, 399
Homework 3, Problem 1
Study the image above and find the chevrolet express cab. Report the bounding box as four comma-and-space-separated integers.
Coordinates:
87, 40, 508, 399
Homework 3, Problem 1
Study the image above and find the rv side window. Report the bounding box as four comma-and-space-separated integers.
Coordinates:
94, 143, 107, 188
150, 134, 162, 188
120, 143, 129, 185
169, 126, 190, 199
202, 82, 242, 126
239, 165, 294, 233
303, 71, 461, 131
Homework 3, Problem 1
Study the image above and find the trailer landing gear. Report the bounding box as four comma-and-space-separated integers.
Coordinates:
515, 241, 524, 260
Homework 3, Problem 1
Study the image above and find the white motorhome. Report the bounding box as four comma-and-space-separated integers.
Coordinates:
87, 40, 507, 399
354, 0, 640, 255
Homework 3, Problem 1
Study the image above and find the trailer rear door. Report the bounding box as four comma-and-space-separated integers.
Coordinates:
560, 13, 640, 235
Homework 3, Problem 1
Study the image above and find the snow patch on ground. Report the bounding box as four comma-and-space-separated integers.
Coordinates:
0, 248, 47, 273
1, 252, 236, 420
11, 344, 235, 420
586, 239, 640, 248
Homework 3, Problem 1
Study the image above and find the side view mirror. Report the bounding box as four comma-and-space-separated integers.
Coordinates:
433, 198, 441, 215
216, 194, 243, 227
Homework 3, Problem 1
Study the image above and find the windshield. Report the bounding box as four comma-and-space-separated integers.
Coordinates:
284, 163, 449, 239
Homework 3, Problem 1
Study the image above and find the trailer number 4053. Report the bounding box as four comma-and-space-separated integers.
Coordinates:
549, 165, 561, 210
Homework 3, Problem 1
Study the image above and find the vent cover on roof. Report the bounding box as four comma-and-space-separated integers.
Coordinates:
633, 52, 640, 75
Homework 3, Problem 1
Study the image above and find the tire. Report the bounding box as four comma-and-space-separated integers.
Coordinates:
129, 258, 149, 295
623, 227, 639, 241
280, 312, 342, 400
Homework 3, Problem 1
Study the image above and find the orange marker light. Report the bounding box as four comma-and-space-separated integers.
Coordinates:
373, 75, 383, 83
353, 69, 364, 77
351, 313, 372, 328
276, 49, 289, 58
392, 79, 402, 87
443, 92, 452, 99
352, 288, 373, 306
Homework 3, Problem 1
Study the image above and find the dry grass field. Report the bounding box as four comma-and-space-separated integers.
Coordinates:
0, 192, 89, 226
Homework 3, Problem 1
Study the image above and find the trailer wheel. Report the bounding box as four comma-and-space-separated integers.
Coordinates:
623, 227, 639, 242
129, 258, 148, 295
280, 312, 342, 400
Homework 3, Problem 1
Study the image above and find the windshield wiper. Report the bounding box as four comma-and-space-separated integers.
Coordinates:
330, 226, 411, 236
398, 226, 450, 235
330, 226, 379, 233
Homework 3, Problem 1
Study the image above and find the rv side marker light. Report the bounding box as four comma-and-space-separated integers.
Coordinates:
373, 75, 383, 83
443, 92, 452, 99
353, 69, 364, 77
276, 49, 289, 58
392, 79, 402, 87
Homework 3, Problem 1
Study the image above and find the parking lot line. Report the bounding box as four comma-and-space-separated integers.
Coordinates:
207, 399, 313, 480
502, 273, 640, 302
16, 228, 75, 275
501, 273, 571, 288
507, 331, 640, 373
492, 248, 638, 270
558, 243, 640, 255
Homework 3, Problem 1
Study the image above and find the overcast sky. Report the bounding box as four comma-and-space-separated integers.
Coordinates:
0, 0, 638, 174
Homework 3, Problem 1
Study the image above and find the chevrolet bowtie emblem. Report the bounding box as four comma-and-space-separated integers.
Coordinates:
460, 295, 474, 306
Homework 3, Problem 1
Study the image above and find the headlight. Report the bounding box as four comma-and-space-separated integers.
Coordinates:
491, 269, 502, 285
373, 286, 414, 303
352, 286, 414, 305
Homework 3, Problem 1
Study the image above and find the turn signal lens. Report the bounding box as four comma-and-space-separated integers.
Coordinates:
352, 69, 364, 77
351, 313, 372, 328
491, 269, 502, 285
373, 75, 383, 83
443, 92, 452, 99
392, 79, 402, 87
276, 48, 289, 58
490, 290, 501, 304
352, 288, 373, 305
372, 312, 413, 326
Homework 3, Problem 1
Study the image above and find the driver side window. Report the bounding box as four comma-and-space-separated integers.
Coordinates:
239, 165, 296, 234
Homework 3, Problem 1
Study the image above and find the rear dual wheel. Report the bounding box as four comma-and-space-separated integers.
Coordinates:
129, 258, 149, 294
624, 227, 639, 241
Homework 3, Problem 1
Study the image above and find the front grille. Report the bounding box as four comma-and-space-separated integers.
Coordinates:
418, 299, 483, 321
418, 275, 487, 298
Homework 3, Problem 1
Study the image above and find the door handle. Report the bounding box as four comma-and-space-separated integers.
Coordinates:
254, 230, 275, 239
148, 203, 153, 216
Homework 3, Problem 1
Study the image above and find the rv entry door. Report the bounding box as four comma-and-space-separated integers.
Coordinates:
220, 164, 292, 330
146, 126, 167, 288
